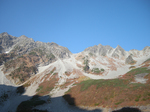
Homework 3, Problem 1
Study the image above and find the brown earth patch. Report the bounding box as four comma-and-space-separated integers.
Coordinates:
76, 63, 83, 68
129, 66, 136, 69
89, 71, 103, 76
75, 54, 85, 61
98, 60, 107, 66
23, 80, 32, 88
90, 62, 96, 66
72, 69, 84, 76
141, 58, 150, 67
60, 79, 75, 89
36, 74, 59, 96
65, 71, 72, 76
40, 67, 56, 82
142, 64, 150, 67
77, 76, 90, 82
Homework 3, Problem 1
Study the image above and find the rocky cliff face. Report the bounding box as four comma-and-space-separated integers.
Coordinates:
0, 32, 72, 59
125, 55, 135, 64
0, 32, 72, 84
111, 45, 126, 58
84, 44, 150, 60
84, 44, 127, 58
84, 44, 113, 56
0, 32, 17, 53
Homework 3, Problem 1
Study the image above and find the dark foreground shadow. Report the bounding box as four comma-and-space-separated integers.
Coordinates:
112, 107, 141, 112
63, 94, 102, 112
63, 94, 76, 106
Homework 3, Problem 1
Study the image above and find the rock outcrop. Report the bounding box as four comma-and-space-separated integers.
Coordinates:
84, 44, 113, 56
0, 32, 72, 60
125, 55, 135, 64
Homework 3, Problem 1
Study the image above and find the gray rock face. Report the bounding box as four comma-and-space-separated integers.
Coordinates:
143, 46, 150, 51
105, 45, 114, 54
45, 42, 71, 59
84, 44, 127, 58
84, 44, 113, 56
111, 52, 119, 58
143, 46, 150, 55
12, 35, 36, 55
0, 32, 72, 59
0, 32, 17, 53
83, 44, 150, 60
111, 45, 126, 58
125, 55, 134, 64
85, 44, 129, 58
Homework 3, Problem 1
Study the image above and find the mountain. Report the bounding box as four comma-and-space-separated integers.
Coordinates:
0, 32, 72, 59
0, 32, 150, 112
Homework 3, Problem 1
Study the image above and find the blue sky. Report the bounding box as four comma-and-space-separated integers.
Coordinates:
0, 0, 150, 53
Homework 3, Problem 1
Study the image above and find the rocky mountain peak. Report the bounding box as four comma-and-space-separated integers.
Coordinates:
84, 44, 127, 57
116, 45, 124, 50
0, 32, 72, 60
0, 32, 17, 52
143, 46, 150, 51
47, 42, 58, 46
97, 44, 102, 47
18, 35, 29, 40
111, 45, 126, 58
0, 32, 9, 36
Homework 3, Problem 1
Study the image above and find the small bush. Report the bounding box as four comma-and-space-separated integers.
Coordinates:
46, 53, 55, 60
53, 73, 57, 75
95, 103, 99, 106
65, 88, 71, 94
36, 86, 43, 92
23, 82, 31, 87
135, 95, 141, 102
142, 98, 147, 101
115, 99, 124, 105
29, 52, 37, 56
92, 68, 100, 74
89, 53, 94, 56
84, 59, 89, 65
101, 68, 104, 72
83, 65, 89, 72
